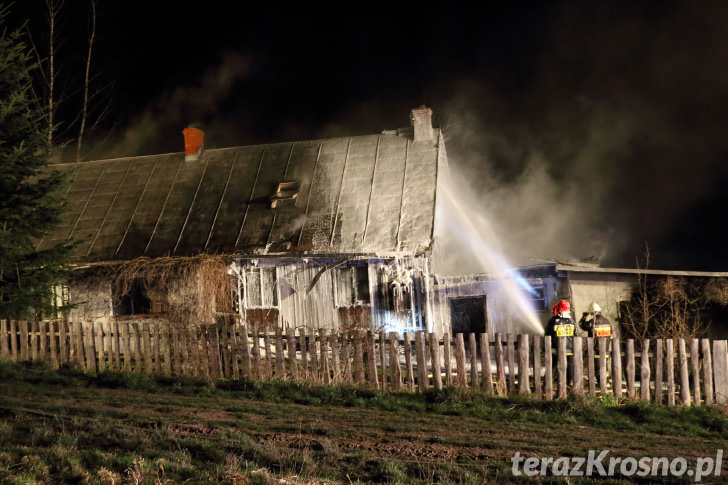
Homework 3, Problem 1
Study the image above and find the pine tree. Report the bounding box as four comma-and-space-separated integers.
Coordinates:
0, 4, 73, 319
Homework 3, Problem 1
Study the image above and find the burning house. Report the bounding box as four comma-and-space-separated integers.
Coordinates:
40, 107, 450, 335
37, 105, 728, 340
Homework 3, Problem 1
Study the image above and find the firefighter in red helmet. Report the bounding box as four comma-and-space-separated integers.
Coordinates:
546, 299, 576, 386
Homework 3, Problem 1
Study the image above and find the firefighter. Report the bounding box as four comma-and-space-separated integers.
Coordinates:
546, 299, 576, 385
578, 301, 614, 350
578, 301, 614, 384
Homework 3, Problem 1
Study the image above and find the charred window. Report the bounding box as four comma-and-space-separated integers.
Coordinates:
112, 279, 152, 316
232, 267, 278, 311
334, 265, 370, 307
231, 266, 279, 328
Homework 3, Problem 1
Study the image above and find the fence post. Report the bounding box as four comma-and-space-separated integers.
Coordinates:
655, 339, 664, 404
481, 333, 494, 394
86, 322, 98, 374
308, 328, 320, 382
443, 332, 452, 386
366, 331, 378, 387
557, 337, 567, 399
678, 339, 691, 406
571, 336, 583, 396
666, 339, 675, 406
331, 332, 341, 384
115, 321, 124, 372
379, 331, 387, 391
430, 332, 442, 390
544, 336, 553, 400
38, 320, 47, 363
48, 321, 59, 370
300, 326, 310, 378
712, 340, 728, 405
118, 322, 129, 372
506, 334, 516, 393
626, 339, 635, 399
218, 322, 230, 377
690, 338, 701, 406
702, 339, 714, 405
252, 324, 263, 378
415, 331, 428, 391
598, 337, 608, 395
19, 320, 29, 362
587, 337, 596, 397
495, 334, 507, 396
153, 322, 163, 375
9, 320, 19, 361
213, 324, 224, 378
227, 322, 239, 378
612, 338, 623, 400
320, 331, 330, 384
96, 321, 106, 371
389, 332, 402, 391
0, 320, 8, 360
275, 326, 285, 378
30, 320, 39, 361
354, 331, 365, 385
403, 332, 415, 392
532, 335, 542, 399
190, 325, 203, 376
469, 333, 479, 390
518, 334, 530, 395
141, 321, 152, 374
342, 331, 352, 383
307, 328, 319, 381
455, 333, 467, 388
640, 339, 651, 402
287, 326, 298, 380
260, 328, 272, 379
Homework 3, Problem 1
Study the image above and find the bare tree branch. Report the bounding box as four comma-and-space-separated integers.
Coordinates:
76, 0, 95, 161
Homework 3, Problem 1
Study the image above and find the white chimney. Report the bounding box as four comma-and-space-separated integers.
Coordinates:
410, 106, 434, 142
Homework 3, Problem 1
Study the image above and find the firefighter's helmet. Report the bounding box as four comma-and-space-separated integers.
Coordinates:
588, 302, 602, 313
552, 299, 571, 315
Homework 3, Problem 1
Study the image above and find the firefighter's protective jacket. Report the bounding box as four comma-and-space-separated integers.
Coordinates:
546, 315, 576, 354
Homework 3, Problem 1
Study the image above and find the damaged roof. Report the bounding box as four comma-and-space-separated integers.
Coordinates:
38, 115, 442, 263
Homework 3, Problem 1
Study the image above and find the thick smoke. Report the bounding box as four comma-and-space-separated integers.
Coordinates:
98, 51, 252, 159
433, 1, 728, 273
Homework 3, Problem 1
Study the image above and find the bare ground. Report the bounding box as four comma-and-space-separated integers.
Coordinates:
1, 380, 727, 483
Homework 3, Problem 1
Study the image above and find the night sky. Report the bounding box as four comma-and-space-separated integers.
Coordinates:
8, 1, 728, 272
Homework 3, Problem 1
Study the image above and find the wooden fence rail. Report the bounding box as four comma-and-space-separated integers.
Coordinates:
2, 319, 728, 406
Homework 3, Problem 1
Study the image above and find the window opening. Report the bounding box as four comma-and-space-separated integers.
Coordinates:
334, 265, 371, 307
270, 181, 299, 208
112, 279, 152, 316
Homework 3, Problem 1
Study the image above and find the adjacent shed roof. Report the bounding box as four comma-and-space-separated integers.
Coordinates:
38, 129, 442, 263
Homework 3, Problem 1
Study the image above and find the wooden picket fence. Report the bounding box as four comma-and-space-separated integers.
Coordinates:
1, 319, 728, 406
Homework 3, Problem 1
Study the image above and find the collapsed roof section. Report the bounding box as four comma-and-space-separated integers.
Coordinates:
38, 108, 443, 263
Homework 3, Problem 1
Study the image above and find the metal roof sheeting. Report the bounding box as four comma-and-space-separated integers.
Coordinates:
38, 132, 440, 263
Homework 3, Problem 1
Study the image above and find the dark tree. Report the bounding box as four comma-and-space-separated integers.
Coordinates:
0, 4, 73, 319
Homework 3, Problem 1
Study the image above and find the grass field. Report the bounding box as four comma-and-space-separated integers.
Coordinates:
1, 361, 727, 484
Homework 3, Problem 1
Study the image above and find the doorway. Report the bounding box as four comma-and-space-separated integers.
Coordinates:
449, 295, 487, 334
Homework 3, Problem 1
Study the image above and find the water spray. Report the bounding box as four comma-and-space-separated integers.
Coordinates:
438, 182, 544, 335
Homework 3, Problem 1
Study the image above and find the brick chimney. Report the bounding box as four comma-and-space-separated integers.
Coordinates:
410, 106, 434, 142
182, 127, 205, 162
